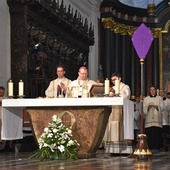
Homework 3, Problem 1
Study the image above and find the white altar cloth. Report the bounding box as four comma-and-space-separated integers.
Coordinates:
1, 97, 134, 140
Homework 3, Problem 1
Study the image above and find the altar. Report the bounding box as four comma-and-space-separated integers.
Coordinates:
1, 97, 133, 157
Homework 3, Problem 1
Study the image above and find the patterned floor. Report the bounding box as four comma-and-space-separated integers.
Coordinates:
0, 149, 169, 170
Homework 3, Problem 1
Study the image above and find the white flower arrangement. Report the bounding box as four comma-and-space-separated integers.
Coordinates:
29, 115, 79, 160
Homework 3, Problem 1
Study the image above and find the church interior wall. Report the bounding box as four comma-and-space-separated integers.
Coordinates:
0, 0, 10, 92
0, 0, 102, 97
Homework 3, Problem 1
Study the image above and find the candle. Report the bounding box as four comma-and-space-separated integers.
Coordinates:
73, 87, 79, 98
115, 79, 120, 94
105, 78, 110, 95
78, 86, 82, 98
19, 80, 24, 96
8, 80, 13, 96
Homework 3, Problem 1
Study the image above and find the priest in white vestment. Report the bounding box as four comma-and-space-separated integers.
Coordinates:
67, 66, 96, 98
45, 65, 71, 98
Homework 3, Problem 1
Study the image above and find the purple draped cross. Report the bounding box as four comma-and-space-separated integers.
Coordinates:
132, 23, 154, 59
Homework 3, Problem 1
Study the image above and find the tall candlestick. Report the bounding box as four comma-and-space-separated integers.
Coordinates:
105, 78, 110, 95
19, 80, 24, 96
115, 79, 120, 94
8, 80, 13, 96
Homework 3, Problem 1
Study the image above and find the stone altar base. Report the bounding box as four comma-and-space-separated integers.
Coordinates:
26, 106, 111, 158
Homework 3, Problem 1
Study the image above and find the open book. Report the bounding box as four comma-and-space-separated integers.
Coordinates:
90, 83, 104, 97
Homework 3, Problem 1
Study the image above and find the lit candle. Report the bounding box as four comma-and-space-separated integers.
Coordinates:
115, 79, 120, 94
19, 80, 24, 96
8, 80, 13, 96
105, 78, 110, 95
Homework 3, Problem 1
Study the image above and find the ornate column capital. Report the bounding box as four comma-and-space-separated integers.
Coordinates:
151, 28, 162, 38
101, 17, 112, 29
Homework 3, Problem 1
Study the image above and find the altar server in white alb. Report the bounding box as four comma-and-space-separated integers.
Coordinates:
143, 86, 164, 149
67, 66, 96, 98
103, 72, 133, 154
45, 65, 71, 98
109, 72, 131, 99
159, 90, 170, 138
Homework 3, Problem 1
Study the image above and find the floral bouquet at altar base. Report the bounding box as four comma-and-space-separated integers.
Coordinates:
29, 115, 79, 160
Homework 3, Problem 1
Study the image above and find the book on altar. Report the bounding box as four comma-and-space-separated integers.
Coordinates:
90, 83, 104, 97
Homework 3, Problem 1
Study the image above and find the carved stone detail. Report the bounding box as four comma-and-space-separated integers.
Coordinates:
101, 17, 162, 37
7, 0, 95, 97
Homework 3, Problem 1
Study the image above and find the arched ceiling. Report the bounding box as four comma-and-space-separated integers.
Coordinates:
119, 0, 163, 9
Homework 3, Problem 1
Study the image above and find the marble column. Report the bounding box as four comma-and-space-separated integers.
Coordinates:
131, 45, 136, 98
104, 28, 112, 78
152, 38, 159, 88
115, 33, 122, 73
